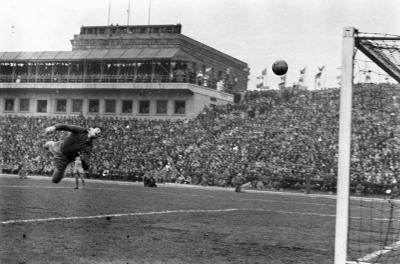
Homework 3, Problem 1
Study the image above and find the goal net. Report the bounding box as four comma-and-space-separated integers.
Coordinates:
335, 28, 400, 264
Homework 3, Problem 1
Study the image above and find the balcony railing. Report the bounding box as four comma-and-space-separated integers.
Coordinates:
0, 74, 234, 91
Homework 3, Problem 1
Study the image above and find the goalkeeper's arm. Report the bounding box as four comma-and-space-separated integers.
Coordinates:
45, 124, 86, 134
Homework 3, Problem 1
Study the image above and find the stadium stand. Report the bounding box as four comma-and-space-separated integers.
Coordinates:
1, 83, 399, 194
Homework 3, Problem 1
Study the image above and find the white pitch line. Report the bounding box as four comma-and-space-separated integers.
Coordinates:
0, 185, 73, 189
2, 207, 396, 226
346, 261, 379, 264
0, 185, 136, 192
356, 240, 400, 263
0, 208, 339, 226
0, 208, 240, 225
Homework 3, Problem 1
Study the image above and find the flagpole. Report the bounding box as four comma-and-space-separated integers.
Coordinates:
127, 0, 131, 25
314, 77, 316, 90
107, 0, 112, 26
147, 0, 152, 25
263, 67, 268, 89
305, 67, 308, 89
298, 67, 306, 89
314, 66, 324, 90
263, 71, 267, 89
314, 68, 318, 90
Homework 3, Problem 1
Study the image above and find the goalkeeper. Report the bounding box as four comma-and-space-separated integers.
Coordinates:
43, 124, 101, 184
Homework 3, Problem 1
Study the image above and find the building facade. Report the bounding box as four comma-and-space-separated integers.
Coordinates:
0, 24, 248, 119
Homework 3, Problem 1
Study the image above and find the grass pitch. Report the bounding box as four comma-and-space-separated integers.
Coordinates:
0, 175, 337, 264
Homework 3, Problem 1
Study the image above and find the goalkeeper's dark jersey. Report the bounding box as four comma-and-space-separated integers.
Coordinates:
54, 124, 94, 160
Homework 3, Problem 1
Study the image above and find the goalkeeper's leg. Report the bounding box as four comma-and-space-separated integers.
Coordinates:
79, 152, 91, 171
51, 153, 71, 184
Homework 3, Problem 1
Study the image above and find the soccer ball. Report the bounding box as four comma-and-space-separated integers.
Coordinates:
272, 60, 288, 76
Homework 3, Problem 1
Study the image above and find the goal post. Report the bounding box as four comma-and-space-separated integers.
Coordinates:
335, 27, 356, 264
335, 27, 400, 264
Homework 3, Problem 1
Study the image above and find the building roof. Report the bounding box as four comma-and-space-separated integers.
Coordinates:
0, 48, 201, 62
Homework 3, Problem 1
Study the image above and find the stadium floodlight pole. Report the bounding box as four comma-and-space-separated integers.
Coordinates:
334, 27, 356, 264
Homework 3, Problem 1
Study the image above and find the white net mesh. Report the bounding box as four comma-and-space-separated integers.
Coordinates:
347, 31, 400, 264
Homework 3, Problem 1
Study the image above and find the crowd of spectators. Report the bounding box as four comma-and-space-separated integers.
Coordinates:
0, 61, 238, 93
1, 83, 400, 195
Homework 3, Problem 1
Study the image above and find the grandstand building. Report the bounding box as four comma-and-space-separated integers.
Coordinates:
0, 24, 248, 119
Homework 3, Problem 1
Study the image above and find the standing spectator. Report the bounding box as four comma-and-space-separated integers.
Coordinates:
73, 156, 85, 189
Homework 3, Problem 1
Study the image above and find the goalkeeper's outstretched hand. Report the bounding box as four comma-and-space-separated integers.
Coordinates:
45, 126, 56, 133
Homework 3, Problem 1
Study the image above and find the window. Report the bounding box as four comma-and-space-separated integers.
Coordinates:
174, 101, 186, 114
122, 100, 133, 114
37, 100, 47, 113
139, 100, 150, 114
156, 100, 168, 114
19, 99, 30, 112
56, 99, 67, 112
105, 99, 116, 113
89, 100, 99, 113
4, 99, 14, 112
72, 99, 83, 113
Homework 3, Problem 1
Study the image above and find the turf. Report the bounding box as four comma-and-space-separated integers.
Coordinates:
0, 175, 337, 264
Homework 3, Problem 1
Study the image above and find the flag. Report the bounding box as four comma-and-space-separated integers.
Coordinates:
364, 70, 371, 82
261, 68, 267, 76
278, 74, 287, 89
314, 66, 325, 89
255, 68, 268, 89
315, 65, 325, 79
336, 74, 341, 86
298, 67, 306, 86
335, 67, 342, 86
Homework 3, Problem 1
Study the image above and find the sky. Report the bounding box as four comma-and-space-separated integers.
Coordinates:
0, 0, 399, 90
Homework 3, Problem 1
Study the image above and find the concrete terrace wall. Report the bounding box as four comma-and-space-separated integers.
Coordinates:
0, 83, 233, 119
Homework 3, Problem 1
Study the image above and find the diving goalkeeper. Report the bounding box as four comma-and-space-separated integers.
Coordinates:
43, 124, 101, 184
